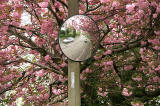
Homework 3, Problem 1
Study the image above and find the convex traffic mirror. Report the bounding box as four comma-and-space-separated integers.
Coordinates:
58, 15, 99, 61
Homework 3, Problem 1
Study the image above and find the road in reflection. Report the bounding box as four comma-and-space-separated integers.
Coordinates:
60, 34, 92, 61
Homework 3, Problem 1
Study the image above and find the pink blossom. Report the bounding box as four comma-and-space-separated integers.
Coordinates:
126, 3, 135, 12
155, 65, 160, 71
41, 8, 46, 13
151, 2, 157, 7
140, 41, 146, 46
98, 87, 103, 92
33, 94, 37, 100
100, 0, 110, 3
124, 65, 133, 70
60, 62, 67, 67
27, 96, 33, 101
97, 91, 103, 96
118, 17, 124, 24
126, 16, 132, 24
104, 19, 109, 24
132, 103, 140, 106
0, 26, 8, 34
54, 1, 61, 8
106, 61, 113, 66
35, 69, 45, 77
148, 62, 153, 67
102, 62, 107, 66
36, 85, 45, 91
153, 46, 160, 50
104, 50, 112, 55
44, 55, 50, 61
112, 1, 120, 7
97, 91, 108, 97
133, 77, 142, 81
6, 83, 12, 87
131, 102, 144, 106
103, 66, 112, 72
148, 39, 160, 45
36, 38, 46, 47
13, 12, 21, 18
52, 88, 61, 95
137, 10, 144, 19
137, 0, 149, 9
94, 55, 102, 60
43, 93, 49, 100
49, 33, 57, 38
0, 0, 8, 3
4, 74, 14, 81
54, 64, 61, 70
18, 91, 25, 96
81, 74, 87, 80
11, 0, 21, 2
139, 48, 144, 54
85, 68, 90, 73
156, 7, 160, 13
59, 75, 65, 83
52, 89, 57, 95
104, 92, 108, 96
38, 2, 48, 8
11, 46, 15, 49
122, 88, 132, 96
154, 31, 160, 36
41, 19, 53, 35
0, 70, 2, 76
100, 73, 104, 77
56, 45, 60, 51
11, 21, 20, 26
153, 13, 157, 18
153, 76, 160, 83
14, 4, 23, 10
0, 13, 7, 20
136, 31, 141, 36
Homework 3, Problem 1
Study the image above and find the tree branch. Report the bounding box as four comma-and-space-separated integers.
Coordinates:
113, 61, 121, 79
57, 0, 68, 8
8, 26, 48, 56
0, 72, 26, 95
48, 3, 63, 27
84, 3, 102, 14
18, 56, 64, 75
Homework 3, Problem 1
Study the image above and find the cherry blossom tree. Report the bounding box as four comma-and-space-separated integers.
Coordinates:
0, 0, 160, 105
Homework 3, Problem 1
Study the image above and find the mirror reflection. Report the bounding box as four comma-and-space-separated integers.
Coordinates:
59, 15, 99, 61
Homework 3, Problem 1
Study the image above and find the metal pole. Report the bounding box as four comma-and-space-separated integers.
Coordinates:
68, 60, 80, 106
68, 0, 80, 106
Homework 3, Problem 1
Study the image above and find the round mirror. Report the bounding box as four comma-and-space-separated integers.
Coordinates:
58, 15, 99, 61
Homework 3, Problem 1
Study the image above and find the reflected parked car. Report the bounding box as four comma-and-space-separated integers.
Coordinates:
63, 37, 74, 43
